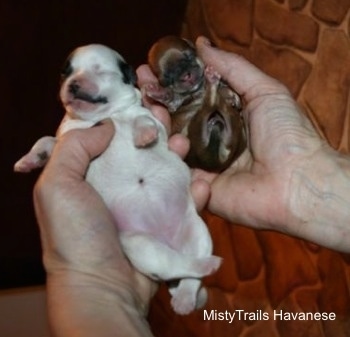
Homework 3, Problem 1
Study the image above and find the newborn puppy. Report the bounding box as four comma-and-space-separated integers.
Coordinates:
146, 35, 206, 113
186, 69, 246, 171
14, 44, 221, 315
144, 35, 246, 172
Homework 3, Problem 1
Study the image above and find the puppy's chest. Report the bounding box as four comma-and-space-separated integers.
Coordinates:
171, 88, 206, 135
90, 119, 160, 174
87, 117, 190, 199
87, 121, 191, 240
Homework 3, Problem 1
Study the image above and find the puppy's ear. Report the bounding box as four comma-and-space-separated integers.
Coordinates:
118, 60, 137, 86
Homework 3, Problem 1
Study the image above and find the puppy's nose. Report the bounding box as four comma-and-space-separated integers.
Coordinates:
69, 81, 80, 94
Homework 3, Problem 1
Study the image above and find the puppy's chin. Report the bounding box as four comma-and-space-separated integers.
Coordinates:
173, 77, 203, 95
64, 98, 101, 112
61, 96, 109, 120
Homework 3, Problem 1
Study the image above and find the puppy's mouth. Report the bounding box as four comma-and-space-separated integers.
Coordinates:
68, 83, 108, 104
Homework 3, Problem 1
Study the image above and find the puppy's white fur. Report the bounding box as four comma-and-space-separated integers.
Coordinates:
14, 44, 221, 315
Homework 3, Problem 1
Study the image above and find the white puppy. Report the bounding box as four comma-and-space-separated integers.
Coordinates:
14, 44, 221, 315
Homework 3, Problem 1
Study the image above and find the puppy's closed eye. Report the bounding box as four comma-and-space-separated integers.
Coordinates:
118, 60, 137, 86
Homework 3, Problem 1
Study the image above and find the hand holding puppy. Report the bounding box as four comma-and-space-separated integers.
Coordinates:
143, 35, 246, 172
141, 36, 350, 252
17, 44, 220, 318
33, 121, 156, 337
33, 103, 210, 337
191, 37, 350, 252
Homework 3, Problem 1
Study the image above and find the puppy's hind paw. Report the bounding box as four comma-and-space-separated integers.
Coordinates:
192, 256, 222, 277
171, 291, 197, 315
196, 287, 208, 309
204, 66, 221, 84
143, 83, 173, 101
219, 84, 242, 111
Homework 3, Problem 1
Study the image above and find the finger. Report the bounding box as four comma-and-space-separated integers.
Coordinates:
168, 133, 190, 159
195, 36, 288, 99
150, 105, 171, 134
50, 119, 115, 173
191, 168, 218, 185
191, 179, 211, 212
136, 64, 157, 86
136, 65, 172, 133
136, 65, 159, 109
168, 134, 210, 211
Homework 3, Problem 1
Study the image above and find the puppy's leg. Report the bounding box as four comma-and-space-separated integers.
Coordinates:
142, 83, 184, 113
169, 203, 221, 313
205, 65, 242, 110
169, 278, 208, 315
176, 202, 218, 258
218, 82, 242, 111
132, 115, 159, 148
14, 136, 56, 172
119, 232, 221, 280
204, 65, 221, 84
142, 83, 174, 107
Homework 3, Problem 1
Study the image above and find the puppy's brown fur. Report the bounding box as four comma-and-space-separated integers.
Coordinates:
145, 35, 246, 172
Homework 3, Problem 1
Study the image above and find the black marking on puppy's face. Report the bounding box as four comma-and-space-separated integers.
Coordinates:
118, 59, 137, 86
68, 81, 108, 104
60, 57, 73, 82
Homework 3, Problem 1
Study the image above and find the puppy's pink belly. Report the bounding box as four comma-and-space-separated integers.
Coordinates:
110, 181, 188, 246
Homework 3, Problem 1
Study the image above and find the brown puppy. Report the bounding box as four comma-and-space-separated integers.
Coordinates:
144, 35, 246, 172
185, 70, 246, 172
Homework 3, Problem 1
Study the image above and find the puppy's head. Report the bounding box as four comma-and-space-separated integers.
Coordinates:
60, 44, 137, 120
148, 35, 204, 94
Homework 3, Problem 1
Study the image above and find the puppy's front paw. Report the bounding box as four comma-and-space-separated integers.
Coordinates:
192, 256, 222, 277
196, 287, 208, 309
143, 83, 173, 104
14, 136, 56, 173
133, 115, 159, 148
14, 151, 49, 173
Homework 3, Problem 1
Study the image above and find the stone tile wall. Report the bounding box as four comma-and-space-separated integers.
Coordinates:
182, 0, 350, 151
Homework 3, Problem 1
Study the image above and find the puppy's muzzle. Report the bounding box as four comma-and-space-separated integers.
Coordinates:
68, 81, 108, 104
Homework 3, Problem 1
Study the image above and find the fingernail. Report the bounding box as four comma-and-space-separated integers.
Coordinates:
197, 36, 215, 48
202, 36, 212, 46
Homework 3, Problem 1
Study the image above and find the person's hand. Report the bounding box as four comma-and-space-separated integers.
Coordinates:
138, 36, 350, 252
33, 90, 211, 336
194, 36, 323, 227
194, 37, 350, 252
34, 120, 156, 337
